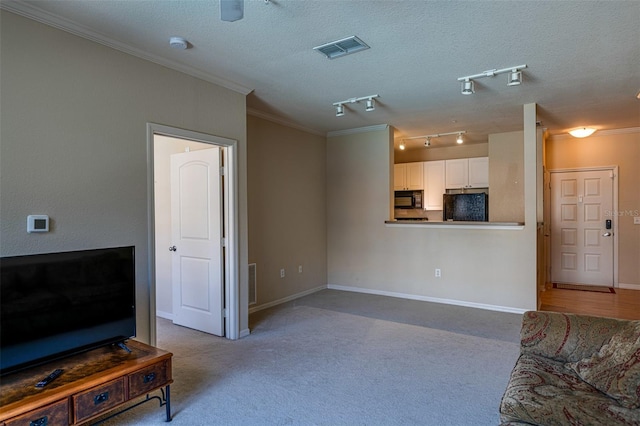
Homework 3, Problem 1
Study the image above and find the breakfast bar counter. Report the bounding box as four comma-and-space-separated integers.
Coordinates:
385, 220, 525, 230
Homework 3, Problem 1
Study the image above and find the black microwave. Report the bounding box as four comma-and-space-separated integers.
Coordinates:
394, 190, 422, 209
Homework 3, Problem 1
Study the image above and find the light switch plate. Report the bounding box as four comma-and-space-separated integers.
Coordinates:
27, 215, 49, 233
634, 217, 640, 225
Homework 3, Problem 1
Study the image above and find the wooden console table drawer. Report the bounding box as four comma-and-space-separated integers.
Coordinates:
4, 399, 69, 426
73, 379, 124, 423
128, 360, 170, 399
0, 341, 173, 426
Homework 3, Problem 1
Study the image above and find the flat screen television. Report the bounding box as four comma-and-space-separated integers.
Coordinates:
0, 246, 136, 375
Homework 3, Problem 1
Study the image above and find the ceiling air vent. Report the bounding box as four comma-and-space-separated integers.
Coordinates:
313, 36, 370, 59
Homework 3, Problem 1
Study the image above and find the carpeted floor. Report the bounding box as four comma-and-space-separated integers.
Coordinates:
103, 290, 523, 425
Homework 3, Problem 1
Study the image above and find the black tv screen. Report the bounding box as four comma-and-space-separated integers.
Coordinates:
0, 246, 136, 375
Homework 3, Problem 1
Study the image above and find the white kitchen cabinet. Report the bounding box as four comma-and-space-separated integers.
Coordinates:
394, 162, 423, 190
423, 160, 445, 210
445, 157, 489, 189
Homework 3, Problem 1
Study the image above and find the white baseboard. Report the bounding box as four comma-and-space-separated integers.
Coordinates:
156, 310, 174, 320
618, 282, 640, 291
248, 285, 327, 314
327, 284, 529, 315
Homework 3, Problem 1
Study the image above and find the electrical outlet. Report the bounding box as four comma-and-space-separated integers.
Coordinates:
298, 265, 303, 273
280, 268, 285, 278
634, 217, 640, 225
435, 268, 441, 278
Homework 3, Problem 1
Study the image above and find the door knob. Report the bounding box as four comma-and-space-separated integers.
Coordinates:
602, 232, 612, 237
169, 246, 177, 251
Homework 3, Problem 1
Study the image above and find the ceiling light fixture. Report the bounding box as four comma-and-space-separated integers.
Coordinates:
461, 79, 474, 95
399, 142, 406, 150
569, 127, 596, 138
403, 131, 466, 148
507, 69, 522, 86
458, 64, 527, 94
456, 133, 464, 144
332, 94, 379, 117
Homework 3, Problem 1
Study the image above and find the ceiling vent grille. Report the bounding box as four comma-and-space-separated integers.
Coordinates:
313, 36, 370, 59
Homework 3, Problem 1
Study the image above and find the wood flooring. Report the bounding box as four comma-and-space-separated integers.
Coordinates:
540, 283, 640, 320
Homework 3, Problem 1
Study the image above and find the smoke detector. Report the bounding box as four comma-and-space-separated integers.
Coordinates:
169, 37, 189, 50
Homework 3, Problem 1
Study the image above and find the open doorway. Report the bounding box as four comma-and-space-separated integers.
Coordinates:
147, 123, 240, 345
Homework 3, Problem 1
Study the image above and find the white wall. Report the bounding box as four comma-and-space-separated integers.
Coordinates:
327, 115, 538, 312
0, 11, 249, 343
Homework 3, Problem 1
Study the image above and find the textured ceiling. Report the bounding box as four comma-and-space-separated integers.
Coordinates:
3, 0, 639, 150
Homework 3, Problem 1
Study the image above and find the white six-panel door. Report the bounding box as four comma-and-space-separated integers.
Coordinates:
550, 169, 614, 286
170, 148, 224, 335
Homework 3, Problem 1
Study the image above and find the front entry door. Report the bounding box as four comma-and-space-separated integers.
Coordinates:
550, 169, 614, 286
170, 148, 224, 336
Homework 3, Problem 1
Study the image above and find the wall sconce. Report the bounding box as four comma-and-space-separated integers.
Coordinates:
458, 64, 527, 94
333, 94, 379, 117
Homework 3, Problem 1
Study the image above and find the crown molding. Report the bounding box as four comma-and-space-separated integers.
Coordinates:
327, 124, 390, 138
549, 127, 640, 140
246, 108, 324, 136
1, 0, 253, 96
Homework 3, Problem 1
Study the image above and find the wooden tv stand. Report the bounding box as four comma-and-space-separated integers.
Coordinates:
0, 340, 172, 425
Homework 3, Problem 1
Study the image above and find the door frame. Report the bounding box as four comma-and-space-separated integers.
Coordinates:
147, 123, 240, 344
548, 166, 619, 287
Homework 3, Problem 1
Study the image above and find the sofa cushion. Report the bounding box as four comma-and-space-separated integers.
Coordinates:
500, 354, 640, 425
567, 323, 640, 409
520, 311, 632, 363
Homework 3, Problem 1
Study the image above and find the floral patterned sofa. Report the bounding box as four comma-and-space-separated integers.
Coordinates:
500, 311, 640, 425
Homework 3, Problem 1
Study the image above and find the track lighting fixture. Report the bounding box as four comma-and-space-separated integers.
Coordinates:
399, 142, 405, 150
365, 98, 375, 112
402, 131, 466, 149
507, 70, 522, 86
332, 94, 379, 117
458, 64, 527, 94
461, 79, 474, 95
456, 133, 464, 144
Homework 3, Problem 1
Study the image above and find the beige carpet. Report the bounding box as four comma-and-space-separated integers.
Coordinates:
102, 290, 522, 425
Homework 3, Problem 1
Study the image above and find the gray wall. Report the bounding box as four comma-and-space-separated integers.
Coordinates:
327, 123, 538, 312
247, 115, 327, 309
0, 11, 250, 342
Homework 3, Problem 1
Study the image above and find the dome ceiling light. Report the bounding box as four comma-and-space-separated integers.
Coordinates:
569, 127, 597, 138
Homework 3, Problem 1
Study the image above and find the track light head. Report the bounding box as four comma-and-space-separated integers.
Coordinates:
461, 79, 474, 95
456, 133, 464, 144
365, 98, 375, 112
399, 142, 405, 150
424, 137, 431, 147
335, 104, 344, 117
507, 70, 522, 86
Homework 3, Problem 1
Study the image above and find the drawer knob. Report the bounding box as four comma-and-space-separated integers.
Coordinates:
143, 372, 156, 383
94, 391, 109, 405
30, 416, 48, 426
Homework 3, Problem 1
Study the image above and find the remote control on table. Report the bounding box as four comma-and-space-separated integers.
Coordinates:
35, 369, 63, 388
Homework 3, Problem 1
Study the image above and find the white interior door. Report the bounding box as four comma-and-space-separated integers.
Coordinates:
170, 148, 224, 335
550, 169, 614, 286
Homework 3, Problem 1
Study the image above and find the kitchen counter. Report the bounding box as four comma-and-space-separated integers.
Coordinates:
385, 220, 525, 230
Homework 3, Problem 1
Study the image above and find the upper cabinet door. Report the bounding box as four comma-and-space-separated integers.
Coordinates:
423, 160, 445, 210
445, 157, 489, 189
445, 159, 469, 189
468, 157, 489, 188
406, 162, 424, 190
394, 162, 424, 190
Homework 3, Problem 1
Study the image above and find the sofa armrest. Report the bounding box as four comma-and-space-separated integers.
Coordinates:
519, 311, 632, 362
